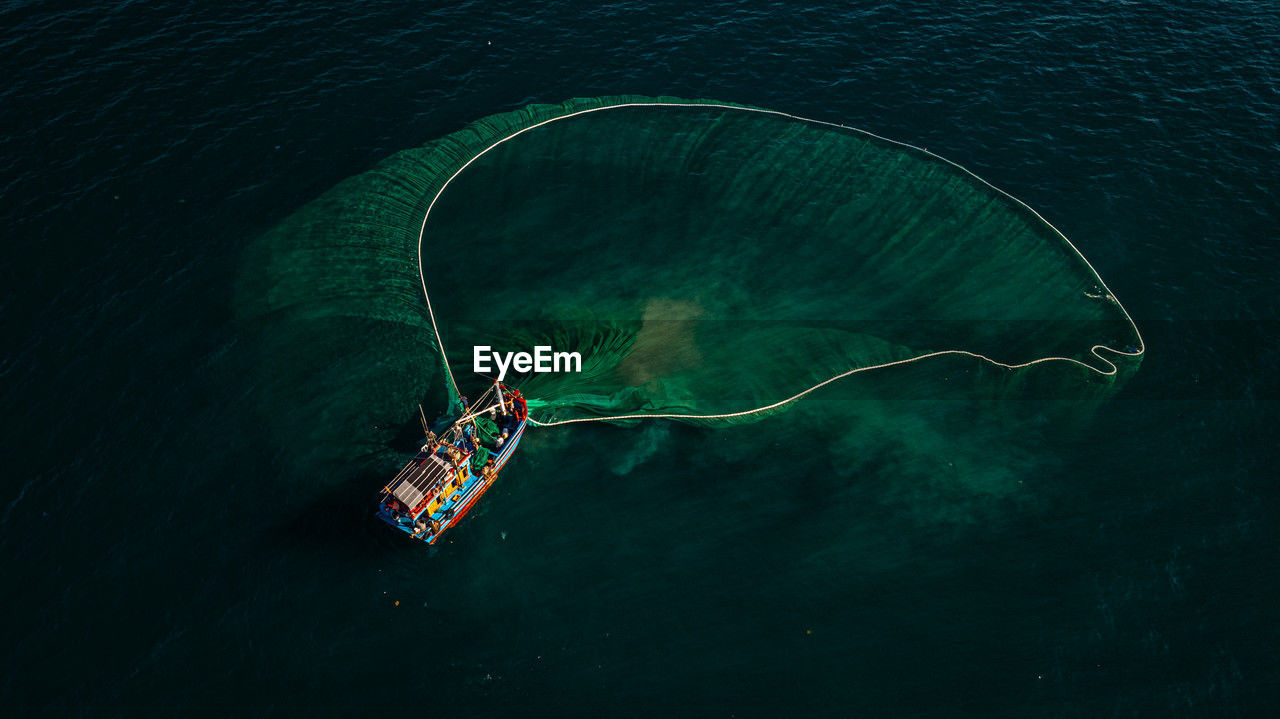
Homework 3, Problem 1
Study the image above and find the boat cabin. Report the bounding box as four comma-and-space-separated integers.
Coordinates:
377, 382, 527, 544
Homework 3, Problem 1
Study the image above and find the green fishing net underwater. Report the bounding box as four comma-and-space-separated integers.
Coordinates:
237, 96, 1143, 437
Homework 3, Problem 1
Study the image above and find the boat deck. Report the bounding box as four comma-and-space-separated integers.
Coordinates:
386, 451, 454, 510
378, 414, 526, 544
378, 384, 528, 545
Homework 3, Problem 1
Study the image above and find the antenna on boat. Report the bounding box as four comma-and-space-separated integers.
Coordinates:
418, 404, 430, 435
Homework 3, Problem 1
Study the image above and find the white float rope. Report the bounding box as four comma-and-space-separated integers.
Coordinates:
415, 101, 1146, 428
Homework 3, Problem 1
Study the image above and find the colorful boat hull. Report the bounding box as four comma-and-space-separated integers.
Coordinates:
376, 387, 526, 545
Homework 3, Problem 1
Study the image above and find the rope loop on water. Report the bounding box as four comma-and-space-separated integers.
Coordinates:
415, 101, 1145, 429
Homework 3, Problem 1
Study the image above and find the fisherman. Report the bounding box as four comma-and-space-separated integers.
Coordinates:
495, 427, 509, 449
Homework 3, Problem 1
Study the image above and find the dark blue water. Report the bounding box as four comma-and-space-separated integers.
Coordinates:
3, 2, 1277, 716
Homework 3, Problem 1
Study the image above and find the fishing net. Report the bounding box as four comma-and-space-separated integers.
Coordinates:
470, 446, 491, 473
473, 416, 500, 445
237, 96, 1142, 441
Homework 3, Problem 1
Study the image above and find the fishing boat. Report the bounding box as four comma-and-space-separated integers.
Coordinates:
377, 381, 527, 544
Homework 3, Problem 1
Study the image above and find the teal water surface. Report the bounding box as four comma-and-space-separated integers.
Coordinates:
2, 2, 1277, 717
